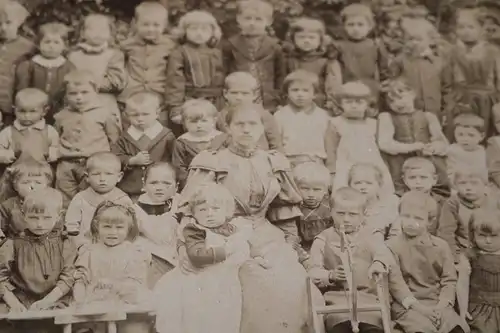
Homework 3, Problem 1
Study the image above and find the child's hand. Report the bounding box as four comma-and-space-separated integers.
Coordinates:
329, 266, 346, 282
30, 298, 54, 311
171, 114, 182, 125
7, 299, 26, 313
427, 141, 447, 156
129, 151, 151, 166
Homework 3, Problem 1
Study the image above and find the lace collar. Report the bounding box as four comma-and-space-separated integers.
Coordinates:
32, 55, 67, 68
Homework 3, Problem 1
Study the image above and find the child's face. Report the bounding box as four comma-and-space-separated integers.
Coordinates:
400, 204, 428, 237
83, 19, 111, 46
454, 126, 484, 151
456, 16, 482, 44
193, 199, 227, 228
405, 31, 431, 54
349, 170, 381, 201
98, 208, 130, 247
24, 207, 60, 236
135, 12, 166, 42
224, 84, 256, 106
237, 10, 270, 36
15, 174, 49, 199
455, 175, 487, 202
86, 163, 123, 194
344, 15, 372, 40
340, 97, 368, 119
297, 180, 327, 207
387, 89, 415, 113
294, 31, 321, 52
143, 168, 177, 203
186, 23, 213, 46
39, 33, 65, 59
15, 105, 46, 126
475, 228, 500, 253
0, 12, 22, 40
66, 83, 97, 111
184, 113, 216, 137
332, 199, 365, 234
403, 168, 437, 192
483, 18, 500, 42
126, 105, 158, 130
288, 81, 315, 109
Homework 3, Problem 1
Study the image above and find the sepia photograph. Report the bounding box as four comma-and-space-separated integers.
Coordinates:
0, 0, 496, 332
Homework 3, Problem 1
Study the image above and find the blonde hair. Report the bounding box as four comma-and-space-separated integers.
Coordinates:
23, 188, 63, 215
453, 113, 485, 134
402, 157, 437, 175
341, 3, 374, 26
224, 71, 258, 90
337, 81, 372, 99
86, 152, 121, 173
181, 99, 218, 123
237, 0, 273, 20
452, 166, 488, 185
176, 10, 222, 47
135, 1, 168, 22
0, 1, 29, 25
331, 186, 368, 211
293, 162, 330, 186
188, 182, 235, 226
8, 156, 53, 190
15, 88, 49, 110
348, 163, 384, 186
90, 202, 139, 243
125, 91, 161, 113
282, 70, 320, 94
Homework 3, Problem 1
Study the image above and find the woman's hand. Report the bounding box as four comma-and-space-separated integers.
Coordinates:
329, 266, 346, 283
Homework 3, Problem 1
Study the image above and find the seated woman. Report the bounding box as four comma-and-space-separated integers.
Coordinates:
179, 102, 311, 333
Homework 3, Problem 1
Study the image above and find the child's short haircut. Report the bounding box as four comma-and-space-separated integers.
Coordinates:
453, 113, 485, 134
80, 14, 115, 44
0, 1, 29, 24
348, 162, 384, 186
144, 162, 176, 182
452, 166, 488, 185
399, 190, 438, 221
8, 157, 54, 187
293, 162, 330, 186
340, 3, 374, 26
287, 17, 326, 51
86, 152, 122, 172
135, 1, 168, 21
188, 182, 235, 222
37, 22, 70, 45
402, 157, 437, 175
125, 91, 161, 112
282, 70, 320, 94
336, 81, 372, 100
177, 10, 222, 47
331, 186, 367, 211
90, 201, 139, 242
64, 70, 98, 92
224, 71, 259, 90
181, 99, 218, 123
237, 0, 273, 20
15, 88, 49, 110
23, 188, 63, 214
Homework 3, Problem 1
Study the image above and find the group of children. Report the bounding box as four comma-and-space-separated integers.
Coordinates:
0, 0, 497, 332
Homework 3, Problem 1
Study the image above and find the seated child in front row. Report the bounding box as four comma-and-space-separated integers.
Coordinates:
216, 71, 283, 152
447, 113, 487, 185
73, 201, 151, 333
0, 189, 76, 333
55, 70, 121, 205
0, 88, 59, 167
347, 162, 399, 241
112, 92, 175, 200
309, 187, 390, 333
0, 158, 58, 239
467, 208, 500, 333
172, 99, 226, 189
155, 183, 251, 333
293, 162, 332, 252
378, 77, 449, 196
134, 163, 180, 288
387, 191, 468, 333
65, 152, 132, 247
401, 157, 446, 234
274, 70, 333, 170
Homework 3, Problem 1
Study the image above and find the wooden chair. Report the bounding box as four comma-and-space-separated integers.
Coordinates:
306, 275, 393, 333
0, 306, 154, 333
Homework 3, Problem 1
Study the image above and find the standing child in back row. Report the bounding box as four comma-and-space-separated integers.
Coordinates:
222, 0, 285, 112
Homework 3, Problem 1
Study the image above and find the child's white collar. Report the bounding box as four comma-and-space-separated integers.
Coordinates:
127, 121, 163, 141
32, 55, 66, 68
